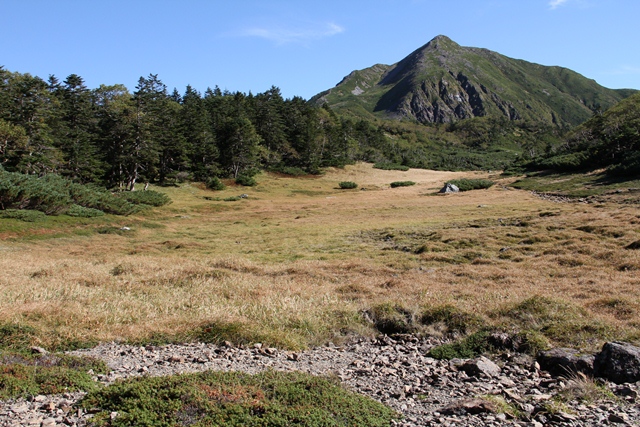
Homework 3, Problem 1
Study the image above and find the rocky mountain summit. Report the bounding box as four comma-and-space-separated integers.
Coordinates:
312, 35, 632, 126
1, 336, 639, 426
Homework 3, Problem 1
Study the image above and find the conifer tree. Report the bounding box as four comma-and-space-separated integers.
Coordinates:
251, 86, 290, 167
1, 71, 61, 175
54, 74, 102, 183
183, 85, 218, 180
93, 84, 136, 189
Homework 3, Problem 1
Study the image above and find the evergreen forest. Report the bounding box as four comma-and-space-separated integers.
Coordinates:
0, 69, 402, 190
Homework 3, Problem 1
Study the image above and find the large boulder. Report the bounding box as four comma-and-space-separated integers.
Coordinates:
537, 348, 594, 377
594, 342, 640, 384
439, 183, 459, 193
461, 356, 501, 377
439, 398, 497, 415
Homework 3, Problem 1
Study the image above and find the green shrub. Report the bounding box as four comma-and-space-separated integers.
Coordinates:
374, 163, 410, 171
0, 209, 46, 222
511, 330, 550, 355
607, 151, 640, 177
0, 351, 108, 399
447, 178, 495, 192
206, 177, 226, 191
117, 190, 171, 207
0, 323, 38, 350
0, 363, 99, 399
0, 172, 71, 214
0, 170, 137, 216
427, 331, 494, 359
339, 181, 358, 189
81, 370, 397, 427
65, 204, 105, 218
223, 196, 241, 202
534, 151, 591, 172
270, 166, 309, 176
67, 182, 134, 215
235, 175, 257, 187
390, 181, 415, 188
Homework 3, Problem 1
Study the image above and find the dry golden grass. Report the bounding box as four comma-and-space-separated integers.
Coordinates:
1, 163, 639, 350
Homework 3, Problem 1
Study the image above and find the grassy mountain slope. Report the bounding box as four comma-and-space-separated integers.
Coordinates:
526, 91, 640, 175
312, 35, 633, 127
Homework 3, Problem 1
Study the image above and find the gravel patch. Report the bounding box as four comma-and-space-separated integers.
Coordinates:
1, 335, 638, 426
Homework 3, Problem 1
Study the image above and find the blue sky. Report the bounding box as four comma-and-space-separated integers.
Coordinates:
1, 0, 639, 99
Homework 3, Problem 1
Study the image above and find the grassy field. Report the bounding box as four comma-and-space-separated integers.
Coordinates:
1, 163, 639, 351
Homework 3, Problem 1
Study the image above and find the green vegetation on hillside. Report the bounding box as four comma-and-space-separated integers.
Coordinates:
526, 92, 640, 177
447, 178, 495, 191
312, 35, 631, 127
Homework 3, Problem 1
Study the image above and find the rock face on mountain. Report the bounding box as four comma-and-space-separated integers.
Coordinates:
312, 35, 633, 126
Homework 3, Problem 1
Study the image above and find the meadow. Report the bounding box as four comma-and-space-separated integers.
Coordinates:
1, 163, 639, 352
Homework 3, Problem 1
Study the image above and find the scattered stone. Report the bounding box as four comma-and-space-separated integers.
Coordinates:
31, 346, 49, 355
461, 356, 501, 377
40, 418, 56, 427
608, 412, 629, 424
1, 337, 638, 427
594, 341, 640, 384
438, 398, 497, 415
537, 347, 594, 377
439, 183, 459, 194
167, 355, 185, 363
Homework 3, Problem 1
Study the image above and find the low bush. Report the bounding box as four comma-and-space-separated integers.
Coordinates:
0, 363, 98, 399
339, 181, 358, 189
533, 151, 591, 172
235, 175, 257, 187
0, 170, 146, 216
0, 323, 38, 350
390, 181, 415, 188
374, 163, 410, 171
0, 352, 108, 399
206, 176, 225, 191
269, 166, 308, 176
607, 151, 640, 177
81, 370, 397, 427
447, 178, 495, 191
66, 181, 134, 215
65, 204, 105, 218
0, 209, 47, 222
427, 331, 494, 359
510, 330, 550, 355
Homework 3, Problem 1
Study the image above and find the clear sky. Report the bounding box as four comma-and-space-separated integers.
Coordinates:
1, 0, 639, 100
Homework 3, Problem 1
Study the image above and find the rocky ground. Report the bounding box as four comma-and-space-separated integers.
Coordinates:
1, 335, 638, 426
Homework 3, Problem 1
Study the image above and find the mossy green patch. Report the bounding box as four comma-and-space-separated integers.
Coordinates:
81, 370, 397, 427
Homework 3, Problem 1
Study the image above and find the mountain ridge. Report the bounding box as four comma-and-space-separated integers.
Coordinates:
312, 35, 635, 126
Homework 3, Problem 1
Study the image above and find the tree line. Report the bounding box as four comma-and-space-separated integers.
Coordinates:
0, 68, 398, 190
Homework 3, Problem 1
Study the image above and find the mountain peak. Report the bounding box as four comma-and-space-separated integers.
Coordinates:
312, 37, 630, 126
425, 35, 458, 48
